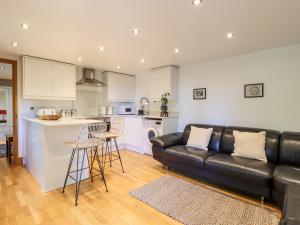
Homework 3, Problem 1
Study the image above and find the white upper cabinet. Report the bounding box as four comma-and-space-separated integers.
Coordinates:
149, 66, 179, 101
52, 62, 76, 99
23, 57, 53, 98
103, 72, 136, 102
23, 56, 76, 100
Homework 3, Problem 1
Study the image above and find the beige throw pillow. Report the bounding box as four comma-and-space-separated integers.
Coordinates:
232, 130, 267, 162
186, 126, 213, 151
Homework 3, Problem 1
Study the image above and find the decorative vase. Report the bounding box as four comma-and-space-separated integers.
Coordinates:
161, 104, 168, 112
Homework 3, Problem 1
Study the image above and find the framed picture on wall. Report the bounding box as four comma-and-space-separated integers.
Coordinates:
193, 88, 206, 100
244, 83, 264, 98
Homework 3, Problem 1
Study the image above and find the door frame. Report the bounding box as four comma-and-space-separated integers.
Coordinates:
0, 58, 19, 164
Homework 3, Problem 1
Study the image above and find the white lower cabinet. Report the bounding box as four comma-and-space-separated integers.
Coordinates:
112, 117, 144, 153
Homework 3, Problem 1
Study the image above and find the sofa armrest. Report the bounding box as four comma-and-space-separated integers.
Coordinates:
150, 132, 183, 149
281, 184, 300, 225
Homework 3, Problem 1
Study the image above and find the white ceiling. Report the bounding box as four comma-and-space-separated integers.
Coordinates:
0, 0, 300, 75
0, 63, 12, 80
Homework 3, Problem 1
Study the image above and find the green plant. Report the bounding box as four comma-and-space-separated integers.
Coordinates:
161, 92, 170, 113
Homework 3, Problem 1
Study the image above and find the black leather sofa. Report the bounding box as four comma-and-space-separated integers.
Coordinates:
151, 124, 300, 224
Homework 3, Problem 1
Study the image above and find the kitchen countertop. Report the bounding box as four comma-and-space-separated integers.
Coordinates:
81, 114, 179, 119
23, 117, 102, 126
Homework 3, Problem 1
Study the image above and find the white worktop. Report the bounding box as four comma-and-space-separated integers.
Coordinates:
80, 114, 178, 120
23, 117, 101, 126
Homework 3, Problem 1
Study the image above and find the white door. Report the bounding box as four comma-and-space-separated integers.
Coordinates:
52, 63, 76, 100
23, 57, 53, 98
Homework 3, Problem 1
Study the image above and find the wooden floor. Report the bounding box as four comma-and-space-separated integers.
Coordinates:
0, 150, 280, 225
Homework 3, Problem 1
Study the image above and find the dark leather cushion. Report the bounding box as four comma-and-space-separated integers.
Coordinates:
150, 132, 183, 148
281, 184, 300, 225
280, 132, 300, 167
182, 124, 225, 152
163, 145, 215, 169
205, 154, 274, 187
273, 165, 300, 195
221, 126, 280, 163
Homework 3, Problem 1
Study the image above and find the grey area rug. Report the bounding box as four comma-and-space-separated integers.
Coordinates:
129, 175, 280, 225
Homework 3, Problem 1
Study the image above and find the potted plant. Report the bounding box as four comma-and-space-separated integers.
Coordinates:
160, 92, 170, 117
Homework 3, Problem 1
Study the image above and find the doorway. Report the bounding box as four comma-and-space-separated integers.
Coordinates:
0, 58, 18, 165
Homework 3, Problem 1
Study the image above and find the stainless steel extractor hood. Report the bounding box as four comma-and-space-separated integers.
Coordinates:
76, 68, 106, 86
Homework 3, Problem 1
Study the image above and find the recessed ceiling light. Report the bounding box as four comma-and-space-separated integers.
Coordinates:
140, 58, 145, 63
99, 46, 104, 51
132, 28, 140, 35
174, 48, 180, 54
226, 33, 234, 39
12, 42, 19, 47
192, 0, 203, 6
116, 65, 120, 69
78, 57, 82, 61
20, 23, 29, 29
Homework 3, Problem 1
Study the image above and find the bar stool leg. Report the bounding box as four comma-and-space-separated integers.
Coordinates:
94, 147, 108, 192
62, 148, 76, 193
109, 139, 112, 167
101, 143, 104, 166
103, 142, 109, 170
88, 148, 93, 182
113, 137, 125, 173
75, 148, 87, 206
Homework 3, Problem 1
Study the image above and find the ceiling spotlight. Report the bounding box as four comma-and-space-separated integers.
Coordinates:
12, 42, 19, 47
116, 65, 120, 69
20, 23, 29, 29
78, 57, 82, 61
132, 28, 140, 35
140, 58, 145, 63
99, 46, 104, 51
174, 48, 179, 54
226, 33, 234, 39
192, 0, 203, 6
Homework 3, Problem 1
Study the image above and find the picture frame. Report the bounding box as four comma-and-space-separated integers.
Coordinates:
244, 83, 264, 98
193, 88, 206, 100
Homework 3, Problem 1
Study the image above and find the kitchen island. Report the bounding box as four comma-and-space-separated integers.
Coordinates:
23, 117, 101, 192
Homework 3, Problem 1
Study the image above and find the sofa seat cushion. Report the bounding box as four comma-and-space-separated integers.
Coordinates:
205, 154, 274, 186
273, 165, 300, 194
163, 145, 215, 169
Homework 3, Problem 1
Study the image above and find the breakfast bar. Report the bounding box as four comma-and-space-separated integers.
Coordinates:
23, 118, 100, 192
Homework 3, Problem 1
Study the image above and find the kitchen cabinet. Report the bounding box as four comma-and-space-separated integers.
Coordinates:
103, 72, 136, 102
123, 117, 144, 152
149, 65, 179, 101
112, 116, 144, 153
52, 62, 76, 99
23, 56, 76, 100
23, 57, 53, 98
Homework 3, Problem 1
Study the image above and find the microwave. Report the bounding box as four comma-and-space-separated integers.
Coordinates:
117, 106, 135, 115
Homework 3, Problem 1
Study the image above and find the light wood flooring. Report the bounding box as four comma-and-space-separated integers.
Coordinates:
0, 150, 280, 225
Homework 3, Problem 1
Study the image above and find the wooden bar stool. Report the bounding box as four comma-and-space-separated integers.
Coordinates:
62, 122, 108, 206
102, 117, 125, 173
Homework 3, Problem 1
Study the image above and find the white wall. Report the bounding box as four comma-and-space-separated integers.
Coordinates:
178, 44, 300, 132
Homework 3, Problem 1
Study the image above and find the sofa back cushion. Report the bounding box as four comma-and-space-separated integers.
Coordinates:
182, 124, 225, 152
221, 126, 280, 163
279, 132, 300, 167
